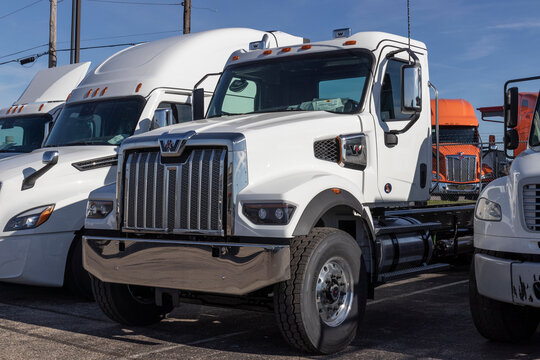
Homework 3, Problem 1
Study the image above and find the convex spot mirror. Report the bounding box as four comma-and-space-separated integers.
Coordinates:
505, 128, 519, 150
152, 108, 173, 130
401, 65, 422, 113
505, 87, 519, 129
42, 150, 58, 165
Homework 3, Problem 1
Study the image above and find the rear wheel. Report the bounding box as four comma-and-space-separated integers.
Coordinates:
469, 260, 540, 342
91, 275, 173, 326
274, 227, 367, 354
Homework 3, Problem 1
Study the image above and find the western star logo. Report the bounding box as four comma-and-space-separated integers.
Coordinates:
349, 144, 363, 156
158, 130, 196, 157
160, 139, 180, 153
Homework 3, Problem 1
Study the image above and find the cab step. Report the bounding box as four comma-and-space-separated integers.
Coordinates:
379, 263, 450, 282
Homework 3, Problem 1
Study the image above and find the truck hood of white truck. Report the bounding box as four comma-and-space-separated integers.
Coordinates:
123, 110, 367, 186
0, 146, 118, 236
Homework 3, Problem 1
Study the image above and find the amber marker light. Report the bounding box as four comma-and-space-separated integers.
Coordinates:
344, 40, 357, 46
93, 88, 100, 97
301, 45, 312, 50
7, 107, 12, 114
39, 104, 44, 111
263, 50, 272, 55
18, 106, 24, 113
85, 89, 93, 98
281, 47, 291, 53
331, 188, 342, 194
36, 205, 55, 227
232, 55, 239, 61
66, 93, 71, 101
135, 83, 142, 92
12, 106, 18, 113
101, 87, 108, 96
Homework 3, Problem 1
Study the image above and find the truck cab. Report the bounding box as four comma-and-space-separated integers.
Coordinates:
470, 80, 540, 342
0, 63, 90, 159
431, 99, 482, 197
83, 30, 476, 354
0, 28, 304, 299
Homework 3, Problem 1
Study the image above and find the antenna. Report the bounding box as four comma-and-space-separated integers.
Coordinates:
407, 0, 411, 49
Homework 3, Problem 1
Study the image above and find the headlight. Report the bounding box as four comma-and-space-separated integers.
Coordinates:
475, 197, 502, 221
243, 203, 295, 225
4, 205, 55, 231
86, 200, 113, 219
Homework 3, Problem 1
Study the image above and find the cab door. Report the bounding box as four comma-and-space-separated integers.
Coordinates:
371, 45, 431, 204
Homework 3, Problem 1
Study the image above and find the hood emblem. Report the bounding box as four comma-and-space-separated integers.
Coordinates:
159, 130, 196, 157
457, 152, 464, 160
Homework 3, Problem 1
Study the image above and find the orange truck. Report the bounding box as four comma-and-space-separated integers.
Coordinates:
431, 99, 484, 196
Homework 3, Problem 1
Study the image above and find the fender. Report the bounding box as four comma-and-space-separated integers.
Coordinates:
293, 188, 365, 236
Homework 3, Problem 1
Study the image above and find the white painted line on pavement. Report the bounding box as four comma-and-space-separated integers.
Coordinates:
129, 330, 249, 358
368, 279, 469, 306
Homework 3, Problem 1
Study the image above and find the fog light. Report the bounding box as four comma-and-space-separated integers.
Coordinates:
243, 203, 295, 225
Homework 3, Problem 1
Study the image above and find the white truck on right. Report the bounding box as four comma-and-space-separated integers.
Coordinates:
470, 76, 540, 341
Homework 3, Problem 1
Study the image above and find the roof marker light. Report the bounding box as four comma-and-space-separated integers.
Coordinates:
7, 107, 12, 114
18, 106, 24, 113
232, 55, 239, 61
12, 106, 18, 113
301, 45, 312, 50
331, 188, 341, 194
85, 89, 93, 98
263, 50, 272, 55
66, 93, 71, 101
93, 88, 100, 97
101, 87, 108, 96
344, 40, 357, 46
281, 47, 291, 53
39, 104, 44, 111
135, 83, 142, 93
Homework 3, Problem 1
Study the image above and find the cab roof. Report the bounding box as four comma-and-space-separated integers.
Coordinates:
431, 99, 478, 127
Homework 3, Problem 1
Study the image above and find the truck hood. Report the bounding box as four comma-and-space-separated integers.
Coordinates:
0, 146, 118, 236
510, 148, 540, 181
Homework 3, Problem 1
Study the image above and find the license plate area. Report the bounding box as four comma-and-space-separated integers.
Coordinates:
511, 262, 540, 306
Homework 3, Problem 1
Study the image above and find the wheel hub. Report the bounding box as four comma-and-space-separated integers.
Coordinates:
315, 257, 354, 327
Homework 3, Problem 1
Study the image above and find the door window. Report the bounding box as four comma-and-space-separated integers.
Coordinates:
380, 59, 414, 121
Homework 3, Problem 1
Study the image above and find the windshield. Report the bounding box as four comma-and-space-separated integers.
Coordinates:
207, 50, 372, 118
530, 94, 540, 147
0, 115, 50, 153
433, 126, 479, 144
45, 97, 145, 147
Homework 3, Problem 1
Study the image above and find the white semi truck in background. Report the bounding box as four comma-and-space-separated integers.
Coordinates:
0, 28, 305, 299
0, 63, 90, 158
470, 76, 540, 342
83, 29, 477, 354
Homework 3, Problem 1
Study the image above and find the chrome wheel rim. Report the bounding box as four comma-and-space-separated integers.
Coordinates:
315, 256, 354, 327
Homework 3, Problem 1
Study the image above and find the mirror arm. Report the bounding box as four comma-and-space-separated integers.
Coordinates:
194, 72, 222, 89
386, 48, 419, 64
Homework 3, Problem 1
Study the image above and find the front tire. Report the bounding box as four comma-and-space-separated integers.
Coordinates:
469, 259, 540, 342
91, 275, 173, 326
274, 228, 367, 354
65, 235, 93, 300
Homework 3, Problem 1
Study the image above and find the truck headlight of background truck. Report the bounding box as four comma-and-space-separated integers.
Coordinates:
4, 205, 55, 231
242, 203, 295, 225
86, 200, 113, 219
474, 197, 502, 221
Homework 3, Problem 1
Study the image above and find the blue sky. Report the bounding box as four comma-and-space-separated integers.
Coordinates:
1, 0, 540, 140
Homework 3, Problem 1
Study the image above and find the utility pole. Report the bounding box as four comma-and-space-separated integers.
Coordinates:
183, 0, 191, 34
70, 0, 81, 64
48, 0, 57, 68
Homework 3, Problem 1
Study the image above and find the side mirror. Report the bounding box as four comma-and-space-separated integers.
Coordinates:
42, 150, 59, 165
505, 87, 519, 128
152, 108, 173, 130
505, 128, 519, 150
192, 88, 205, 120
401, 65, 422, 113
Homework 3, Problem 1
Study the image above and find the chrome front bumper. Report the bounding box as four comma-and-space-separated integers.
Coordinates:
432, 181, 480, 194
83, 236, 291, 296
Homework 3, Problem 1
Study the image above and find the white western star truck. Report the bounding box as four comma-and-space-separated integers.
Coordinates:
0, 28, 305, 299
470, 76, 540, 342
83, 30, 475, 354
0, 62, 90, 159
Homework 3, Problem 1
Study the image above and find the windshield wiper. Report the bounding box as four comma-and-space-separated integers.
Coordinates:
208, 110, 246, 118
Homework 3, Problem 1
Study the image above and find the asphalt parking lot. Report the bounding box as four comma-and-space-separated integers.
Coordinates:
0, 264, 538, 360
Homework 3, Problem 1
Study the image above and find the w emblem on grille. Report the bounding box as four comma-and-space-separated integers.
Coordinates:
159, 130, 196, 157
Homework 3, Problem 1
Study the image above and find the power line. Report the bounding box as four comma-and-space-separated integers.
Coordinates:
0, 0, 44, 21
0, 43, 49, 60
86, 0, 181, 5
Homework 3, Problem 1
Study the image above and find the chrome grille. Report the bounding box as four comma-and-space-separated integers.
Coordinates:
123, 148, 226, 235
523, 184, 540, 231
445, 155, 476, 182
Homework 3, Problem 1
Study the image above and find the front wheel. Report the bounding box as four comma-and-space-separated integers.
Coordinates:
91, 275, 173, 326
469, 259, 540, 342
274, 228, 367, 354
